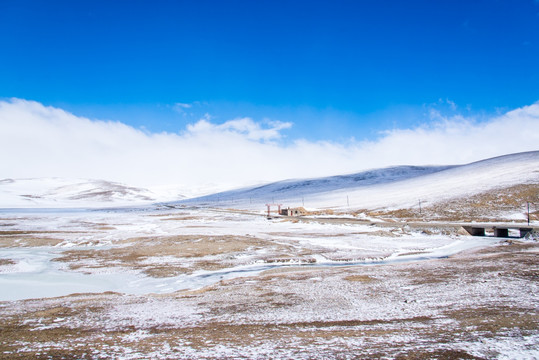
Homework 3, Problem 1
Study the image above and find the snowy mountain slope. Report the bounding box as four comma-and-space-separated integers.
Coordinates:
178, 151, 539, 211
178, 165, 453, 205
310, 150, 539, 211
2, 151, 537, 210
0, 178, 186, 208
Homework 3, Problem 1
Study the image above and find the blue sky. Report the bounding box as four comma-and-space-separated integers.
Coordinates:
1, 0, 538, 142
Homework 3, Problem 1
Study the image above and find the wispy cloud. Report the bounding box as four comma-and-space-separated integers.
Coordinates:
174, 102, 192, 109
172, 101, 201, 116
1, 98, 538, 190
443, 98, 457, 111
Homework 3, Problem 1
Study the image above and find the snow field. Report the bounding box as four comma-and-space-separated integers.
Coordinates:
0, 207, 499, 301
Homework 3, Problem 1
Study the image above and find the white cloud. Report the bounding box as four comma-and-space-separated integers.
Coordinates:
187, 117, 292, 141
0, 98, 538, 191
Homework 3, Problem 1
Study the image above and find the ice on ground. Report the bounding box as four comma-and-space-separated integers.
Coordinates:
0, 207, 501, 301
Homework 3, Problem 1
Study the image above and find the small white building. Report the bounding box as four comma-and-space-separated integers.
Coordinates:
280, 207, 307, 217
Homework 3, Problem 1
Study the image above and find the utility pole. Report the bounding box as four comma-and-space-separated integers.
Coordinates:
347, 196, 350, 207
419, 199, 422, 215
302, 197, 304, 207
528, 201, 530, 226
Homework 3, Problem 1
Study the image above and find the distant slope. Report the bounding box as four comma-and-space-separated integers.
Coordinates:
178, 165, 454, 205
0, 178, 185, 208
309, 150, 539, 211
177, 151, 539, 213
3, 151, 538, 212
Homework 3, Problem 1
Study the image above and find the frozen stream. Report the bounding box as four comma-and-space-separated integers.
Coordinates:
0, 237, 499, 301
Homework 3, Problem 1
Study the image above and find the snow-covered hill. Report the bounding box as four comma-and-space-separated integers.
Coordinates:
2, 151, 537, 211
178, 165, 453, 205
178, 151, 539, 212
0, 178, 186, 208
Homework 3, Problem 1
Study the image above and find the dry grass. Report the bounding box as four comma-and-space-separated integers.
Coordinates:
0, 298, 442, 359
260, 266, 325, 276
394, 350, 484, 359
1, 242, 538, 359
0, 229, 87, 248
0, 258, 15, 266
371, 183, 539, 222
1, 203, 538, 359
0, 236, 64, 247
53, 234, 277, 277
0, 306, 494, 359
160, 216, 202, 221
343, 274, 377, 282
447, 306, 539, 333
264, 231, 347, 238
0, 230, 75, 235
